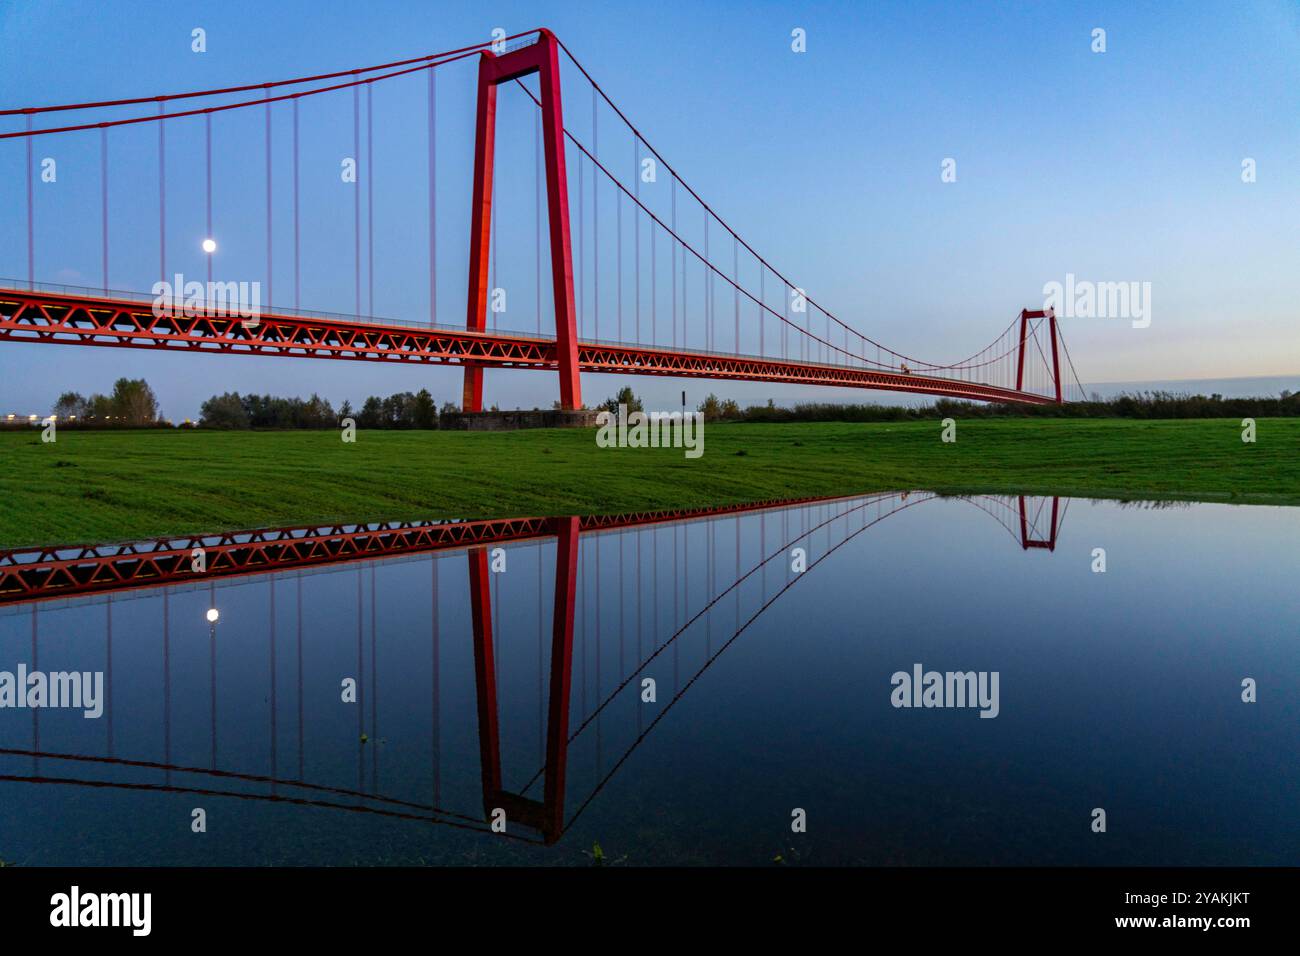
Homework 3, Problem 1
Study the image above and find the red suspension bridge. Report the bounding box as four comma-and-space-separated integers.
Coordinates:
0, 28, 1085, 408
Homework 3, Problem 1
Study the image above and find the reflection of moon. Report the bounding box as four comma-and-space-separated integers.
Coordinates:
202, 238, 217, 253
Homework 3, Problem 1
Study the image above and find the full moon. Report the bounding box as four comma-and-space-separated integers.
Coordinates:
202, 238, 217, 253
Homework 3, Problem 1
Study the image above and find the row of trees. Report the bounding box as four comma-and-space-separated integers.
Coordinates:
200, 392, 338, 429
199, 389, 463, 429
690, 390, 1300, 422
347, 391, 459, 429
52, 379, 162, 425
198, 385, 661, 429
601, 387, 747, 420
90, 382, 1292, 430
697, 394, 743, 419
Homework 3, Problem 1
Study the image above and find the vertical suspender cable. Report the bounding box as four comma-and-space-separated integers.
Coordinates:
266, 90, 273, 308
535, 102, 541, 335
293, 99, 300, 310
616, 160, 622, 341
651, 215, 656, 345
159, 104, 166, 286
633, 136, 639, 344
205, 113, 212, 286
682, 206, 688, 350
366, 83, 374, 318
25, 115, 34, 287
592, 86, 598, 342
733, 235, 738, 353
429, 70, 437, 324
100, 128, 108, 293
671, 178, 677, 348
783, 282, 789, 360
353, 86, 360, 317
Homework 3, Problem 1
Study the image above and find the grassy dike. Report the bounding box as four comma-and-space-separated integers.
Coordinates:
0, 418, 1297, 548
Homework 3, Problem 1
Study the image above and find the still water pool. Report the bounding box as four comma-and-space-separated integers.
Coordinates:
1, 493, 1296, 865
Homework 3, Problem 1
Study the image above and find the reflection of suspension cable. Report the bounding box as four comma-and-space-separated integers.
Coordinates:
559, 493, 935, 837
0, 750, 542, 843
1029, 495, 1048, 537
517, 492, 924, 799
952, 495, 1025, 545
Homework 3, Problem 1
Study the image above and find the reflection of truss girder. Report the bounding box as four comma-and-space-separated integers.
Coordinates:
0, 289, 1057, 405
0, 496, 856, 605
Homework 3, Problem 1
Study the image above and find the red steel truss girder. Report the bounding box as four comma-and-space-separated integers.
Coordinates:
574, 342, 1054, 404
0, 290, 555, 367
0, 289, 1055, 405
0, 495, 868, 605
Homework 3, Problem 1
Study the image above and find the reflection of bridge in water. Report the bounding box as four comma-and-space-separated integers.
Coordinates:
0, 492, 1065, 849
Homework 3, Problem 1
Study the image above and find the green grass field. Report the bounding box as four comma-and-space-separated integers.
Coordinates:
1, 418, 1296, 547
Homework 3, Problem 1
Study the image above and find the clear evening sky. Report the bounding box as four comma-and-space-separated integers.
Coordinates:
1, 0, 1297, 420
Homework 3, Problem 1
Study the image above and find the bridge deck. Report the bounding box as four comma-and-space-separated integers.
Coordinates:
0, 287, 1054, 405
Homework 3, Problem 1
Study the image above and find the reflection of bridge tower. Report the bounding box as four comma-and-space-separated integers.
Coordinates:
469, 516, 578, 844
1015, 309, 1063, 404
1018, 496, 1061, 551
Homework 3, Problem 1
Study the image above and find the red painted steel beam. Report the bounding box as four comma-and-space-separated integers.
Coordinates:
0, 288, 557, 367
574, 339, 1055, 404
0, 289, 1056, 406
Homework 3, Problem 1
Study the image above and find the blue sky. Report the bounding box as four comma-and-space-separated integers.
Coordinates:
1, 0, 1297, 419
